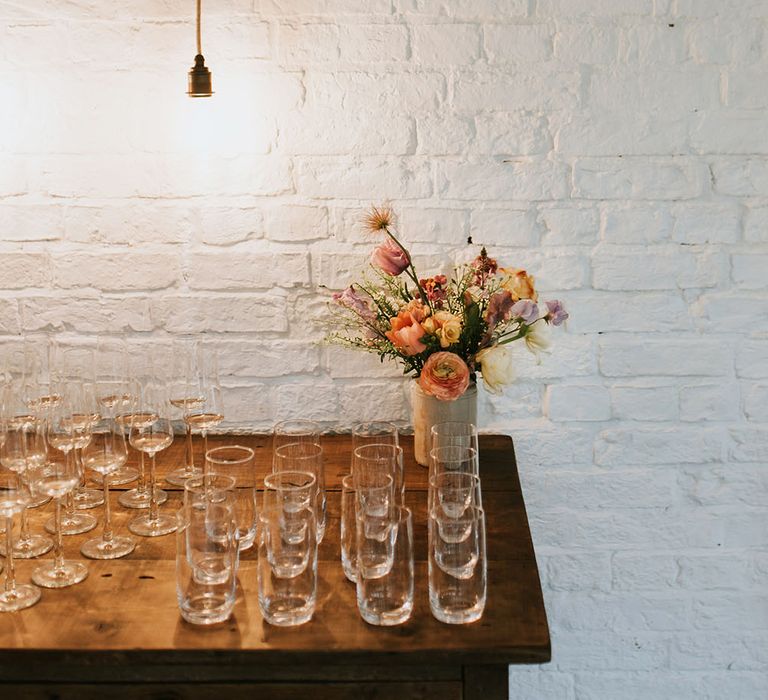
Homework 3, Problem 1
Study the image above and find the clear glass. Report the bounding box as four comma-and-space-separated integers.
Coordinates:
273, 442, 326, 542
430, 421, 479, 453
428, 472, 482, 517
354, 472, 394, 580
81, 418, 135, 559
204, 445, 257, 550
128, 383, 176, 537
167, 336, 204, 486
273, 420, 321, 452
428, 505, 487, 625
352, 421, 399, 451
29, 454, 87, 589
352, 443, 404, 506
257, 504, 317, 627
0, 477, 41, 612
357, 505, 413, 626
262, 471, 317, 518
340, 473, 358, 583
176, 502, 237, 625
428, 445, 479, 485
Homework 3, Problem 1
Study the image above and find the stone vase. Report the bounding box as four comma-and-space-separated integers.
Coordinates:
411, 381, 478, 467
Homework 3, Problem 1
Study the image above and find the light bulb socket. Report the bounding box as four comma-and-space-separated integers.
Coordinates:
187, 54, 213, 97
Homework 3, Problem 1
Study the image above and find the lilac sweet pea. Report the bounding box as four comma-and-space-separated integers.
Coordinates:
544, 299, 569, 326
510, 299, 539, 323
332, 285, 376, 322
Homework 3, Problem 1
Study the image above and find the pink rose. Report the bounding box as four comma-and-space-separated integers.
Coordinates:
419, 352, 470, 401
386, 311, 427, 356
371, 237, 409, 276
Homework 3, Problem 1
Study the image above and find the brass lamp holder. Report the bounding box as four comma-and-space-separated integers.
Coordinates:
187, 0, 213, 97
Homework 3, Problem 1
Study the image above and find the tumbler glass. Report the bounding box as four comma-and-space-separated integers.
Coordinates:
257, 503, 317, 627
354, 472, 395, 580
429, 472, 482, 517
428, 505, 487, 625
204, 445, 257, 550
352, 444, 403, 505
176, 502, 237, 625
356, 505, 413, 626
428, 445, 479, 485
352, 421, 399, 451
273, 443, 325, 542
430, 421, 479, 453
340, 473, 358, 583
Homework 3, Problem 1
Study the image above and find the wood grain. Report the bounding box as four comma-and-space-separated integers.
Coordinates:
0, 434, 549, 695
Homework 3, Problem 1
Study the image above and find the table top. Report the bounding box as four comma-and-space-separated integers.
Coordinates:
0, 434, 550, 669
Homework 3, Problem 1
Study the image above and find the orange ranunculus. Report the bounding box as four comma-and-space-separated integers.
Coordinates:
386, 310, 427, 356
500, 267, 537, 302
405, 299, 430, 323
419, 352, 470, 401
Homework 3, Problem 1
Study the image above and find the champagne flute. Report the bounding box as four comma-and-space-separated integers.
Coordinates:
0, 471, 41, 612
0, 382, 53, 558
31, 403, 88, 588
166, 336, 204, 487
92, 336, 138, 487
183, 343, 223, 478
129, 383, 176, 537
44, 381, 98, 536
81, 416, 135, 558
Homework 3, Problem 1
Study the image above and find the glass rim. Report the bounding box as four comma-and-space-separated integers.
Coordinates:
430, 421, 478, 436
429, 472, 481, 489
184, 473, 236, 492
274, 441, 323, 459
273, 419, 322, 435
352, 443, 403, 460
354, 471, 393, 491
263, 470, 317, 490
429, 445, 478, 461
205, 444, 255, 464
352, 420, 399, 435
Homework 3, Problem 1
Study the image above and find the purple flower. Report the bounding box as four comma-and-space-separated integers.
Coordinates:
332, 285, 376, 322
510, 299, 539, 323
544, 299, 569, 326
485, 290, 514, 330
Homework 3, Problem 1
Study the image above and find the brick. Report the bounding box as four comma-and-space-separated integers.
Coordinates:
19, 295, 153, 333
610, 385, 679, 421
688, 18, 763, 64
150, 295, 288, 334
601, 204, 673, 244
469, 209, 541, 247
553, 24, 619, 63
266, 206, 329, 243
680, 383, 740, 422
678, 555, 754, 590
217, 340, 320, 378
623, 24, 687, 65
691, 111, 768, 155
484, 24, 553, 63
736, 341, 768, 378
744, 207, 768, 242
398, 207, 468, 245
0, 300, 20, 334
395, 0, 529, 19
339, 381, 409, 423
436, 158, 570, 201
671, 203, 742, 244
295, 157, 433, 199
481, 381, 545, 421
0, 253, 50, 289
278, 23, 339, 63
53, 253, 179, 292
416, 114, 474, 155
512, 426, 595, 467
412, 24, 480, 65
599, 338, 731, 377
711, 157, 768, 197
546, 384, 610, 421
693, 294, 768, 333
573, 158, 707, 200
473, 112, 552, 155
323, 346, 402, 379
594, 427, 723, 466
612, 553, 678, 591
553, 633, 668, 672
338, 23, 409, 62
671, 633, 768, 670
186, 253, 310, 290
197, 207, 264, 246
729, 427, 768, 463
537, 0, 653, 15
744, 383, 768, 421
679, 465, 768, 509
732, 254, 768, 289
504, 670, 574, 700
728, 69, 768, 109
0, 205, 63, 242
545, 553, 612, 592
568, 292, 691, 334
261, 0, 391, 15
274, 380, 340, 423
692, 594, 768, 631
592, 248, 719, 290
540, 206, 599, 245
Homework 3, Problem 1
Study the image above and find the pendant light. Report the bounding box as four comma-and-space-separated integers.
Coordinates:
187, 0, 213, 97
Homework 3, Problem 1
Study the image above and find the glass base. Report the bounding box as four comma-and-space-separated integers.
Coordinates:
27, 494, 52, 509
47, 512, 98, 536
92, 467, 138, 487
129, 512, 177, 537
81, 535, 135, 560
118, 487, 167, 510
0, 533, 54, 559
359, 602, 413, 626
429, 599, 485, 625
32, 560, 88, 588
165, 466, 203, 487
180, 593, 234, 626
0, 583, 41, 612
259, 596, 316, 627
74, 488, 104, 510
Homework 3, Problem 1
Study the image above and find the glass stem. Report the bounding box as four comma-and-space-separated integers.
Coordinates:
19, 507, 30, 545
53, 498, 65, 572
202, 430, 209, 481
76, 448, 86, 490
148, 454, 158, 523
102, 476, 113, 544
185, 422, 194, 474
137, 451, 147, 495
4, 517, 16, 594
64, 490, 76, 523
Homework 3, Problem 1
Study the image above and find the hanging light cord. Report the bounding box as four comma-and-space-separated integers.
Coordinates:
196, 0, 202, 55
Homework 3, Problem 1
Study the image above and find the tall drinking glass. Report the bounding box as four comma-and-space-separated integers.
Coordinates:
352, 443, 404, 506
340, 473, 359, 583
352, 421, 399, 451
430, 421, 479, 453
183, 343, 223, 476
81, 418, 135, 558
273, 442, 326, 542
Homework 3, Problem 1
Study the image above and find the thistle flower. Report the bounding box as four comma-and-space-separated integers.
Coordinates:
363, 205, 395, 234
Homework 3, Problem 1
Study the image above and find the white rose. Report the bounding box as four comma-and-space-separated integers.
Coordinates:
476, 345, 515, 395
524, 319, 552, 361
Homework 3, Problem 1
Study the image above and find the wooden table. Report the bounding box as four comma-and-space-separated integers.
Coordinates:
0, 434, 550, 699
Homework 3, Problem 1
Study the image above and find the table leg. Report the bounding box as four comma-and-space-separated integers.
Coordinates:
462, 664, 509, 700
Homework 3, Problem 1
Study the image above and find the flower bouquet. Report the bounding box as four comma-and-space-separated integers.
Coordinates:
328, 206, 568, 464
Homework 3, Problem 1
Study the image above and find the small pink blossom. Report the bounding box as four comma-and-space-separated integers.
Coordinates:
511, 299, 539, 324
371, 237, 409, 276
332, 285, 376, 322
485, 290, 514, 330
543, 299, 569, 326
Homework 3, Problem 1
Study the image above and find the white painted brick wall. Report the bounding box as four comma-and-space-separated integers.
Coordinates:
1, 1, 767, 698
